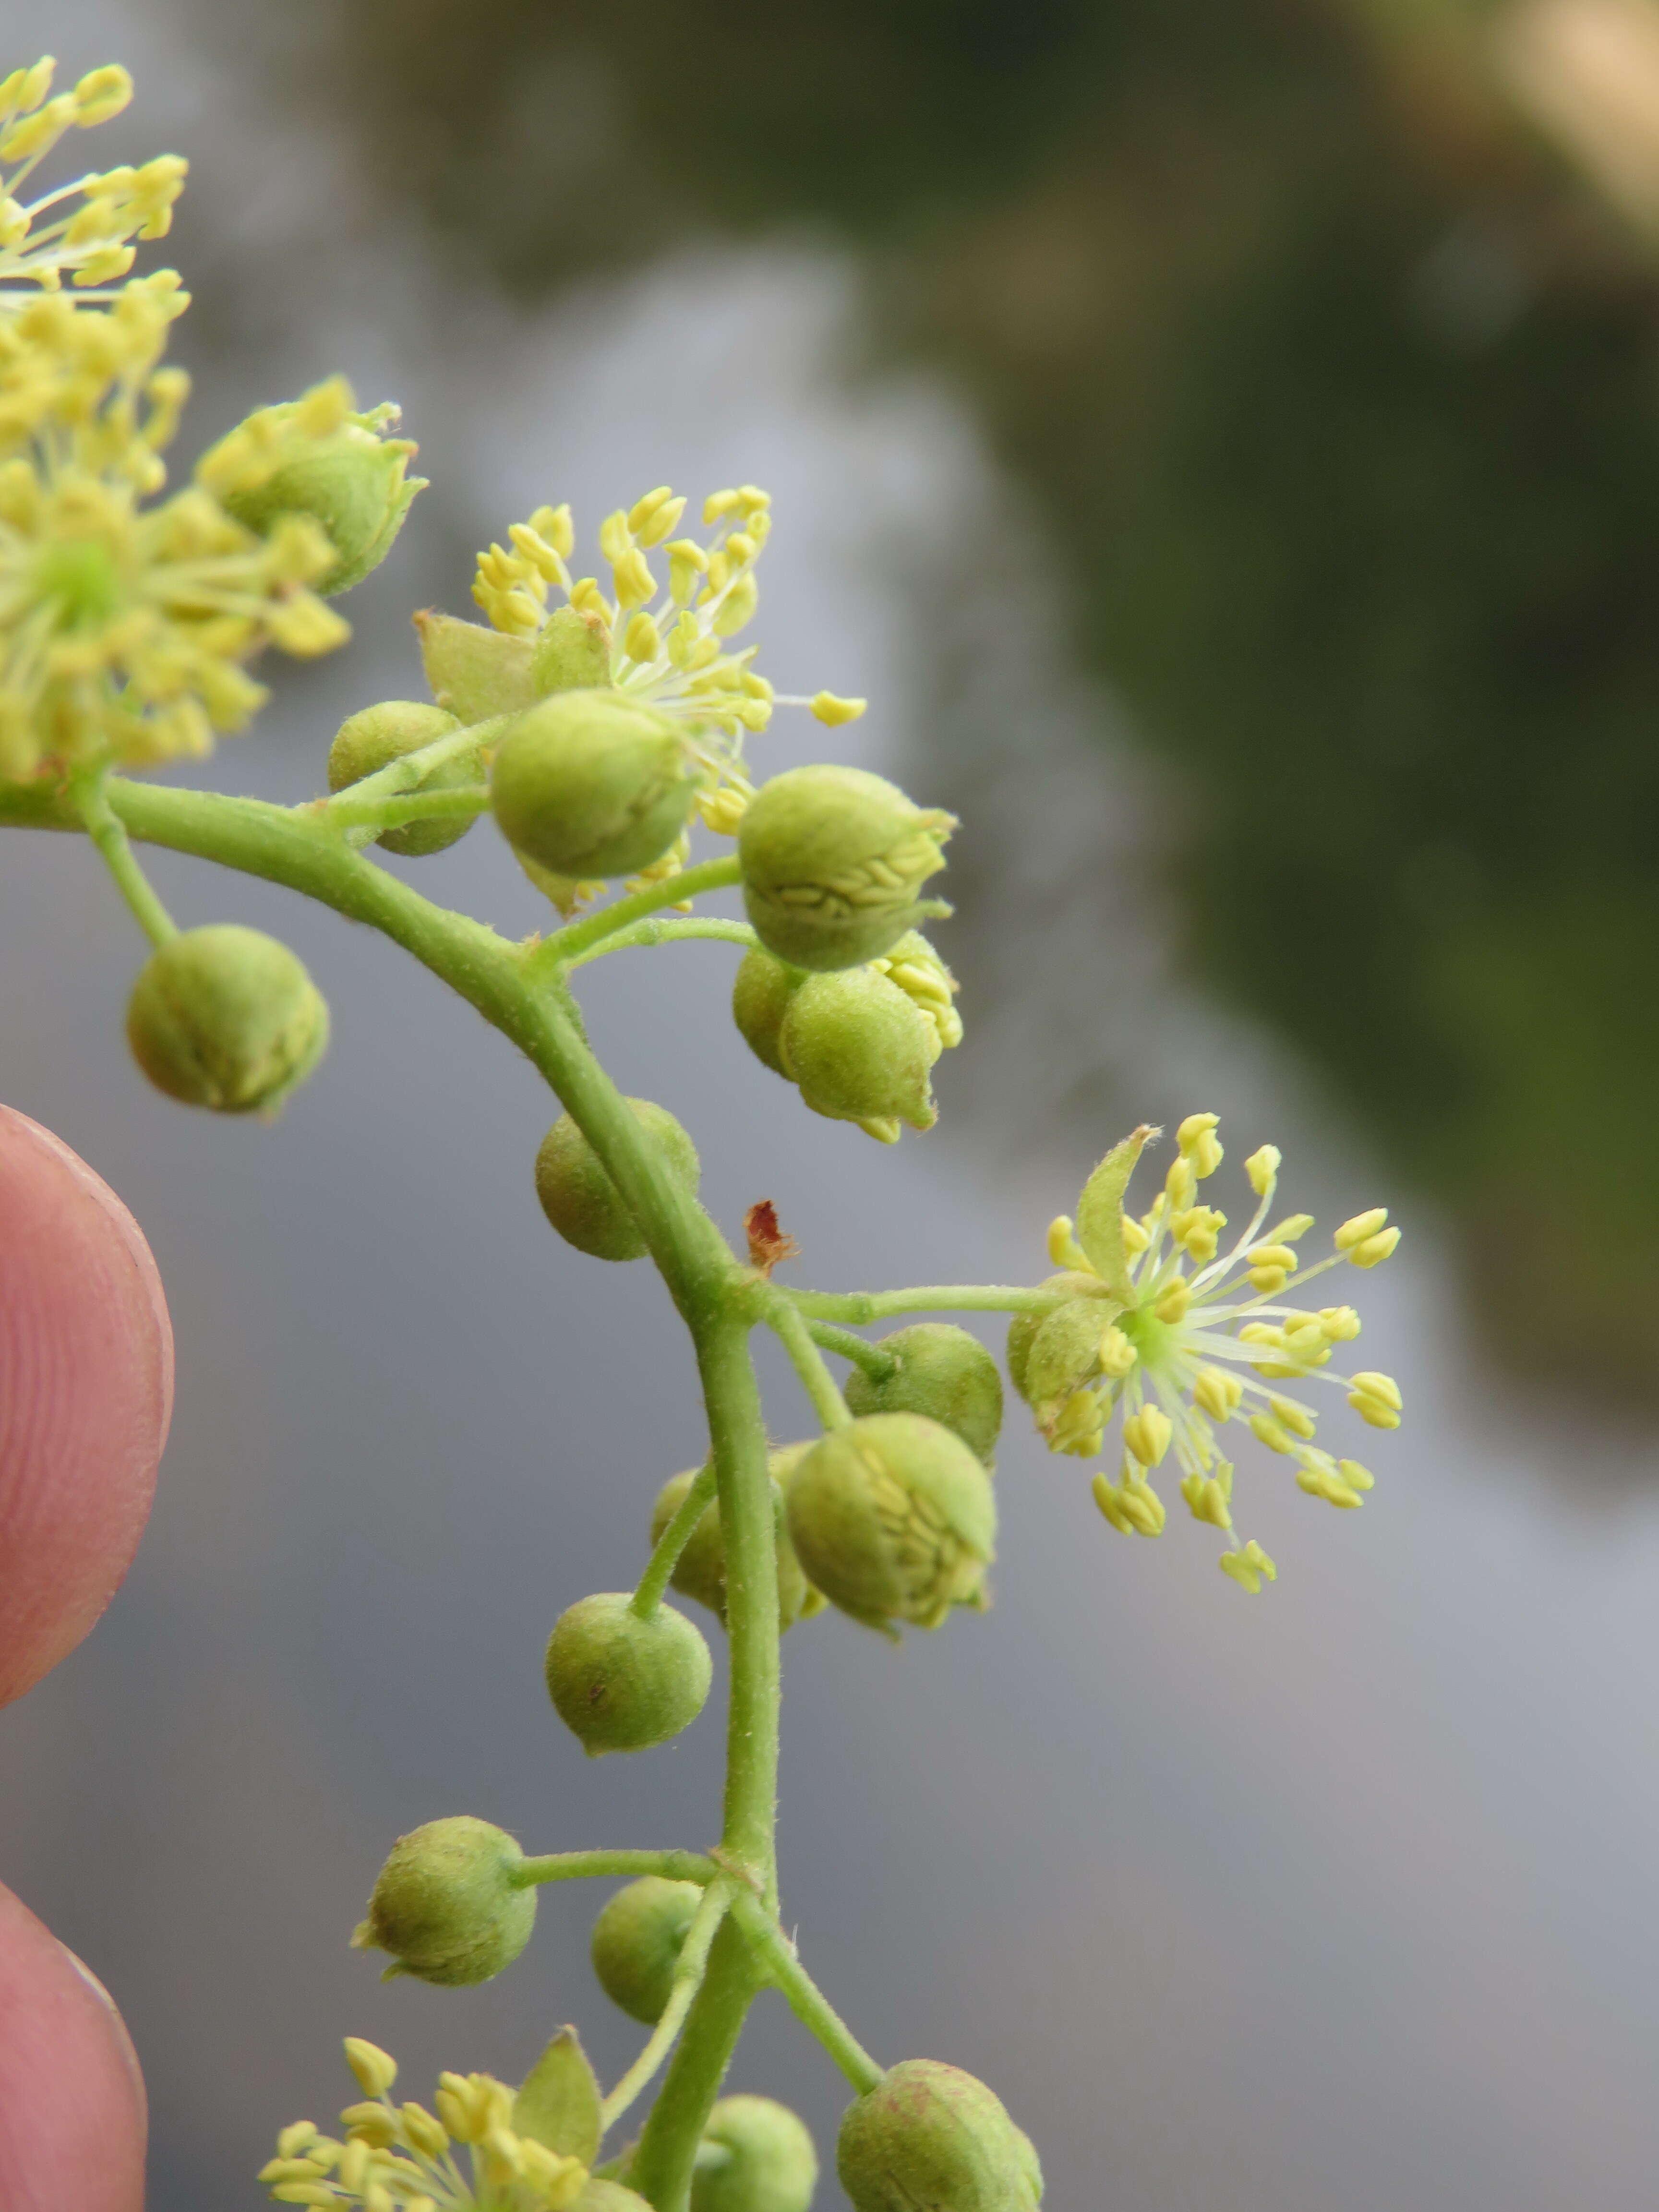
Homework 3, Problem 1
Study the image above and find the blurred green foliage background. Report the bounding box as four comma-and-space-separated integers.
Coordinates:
269, 0, 1659, 1394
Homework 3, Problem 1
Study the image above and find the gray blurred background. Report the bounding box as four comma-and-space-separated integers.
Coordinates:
5, 2, 1659, 2205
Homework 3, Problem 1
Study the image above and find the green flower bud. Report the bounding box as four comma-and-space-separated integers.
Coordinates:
327, 699, 478, 856
693, 2096, 818, 2212
544, 1591, 712, 1755
351, 1815, 535, 1988
492, 691, 701, 879
590, 1875, 704, 2024
780, 966, 938, 1140
577, 2185, 654, 2212
731, 946, 807, 1079
844, 1326, 1003, 1465
534, 1100, 700, 1262
837, 2061, 1041, 2212
530, 603, 612, 695
738, 765, 955, 973
785, 1414, 996, 1635
218, 402, 424, 595
1005, 1274, 1106, 1404
649, 1447, 818, 1632
126, 925, 328, 1116
415, 609, 540, 722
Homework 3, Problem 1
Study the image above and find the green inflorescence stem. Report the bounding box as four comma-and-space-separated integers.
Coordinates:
513, 1849, 719, 1889
633, 1463, 719, 1619
601, 1877, 735, 2134
765, 1296, 853, 1431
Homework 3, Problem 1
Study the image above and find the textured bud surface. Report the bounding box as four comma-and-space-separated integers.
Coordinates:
534, 1100, 700, 1262
731, 946, 807, 1079
327, 699, 475, 855
845, 1325, 1003, 1464
126, 925, 328, 1115
529, 603, 613, 695
837, 2061, 1041, 2212
785, 1414, 996, 1633
545, 1592, 712, 1754
492, 690, 701, 878
649, 1449, 817, 1631
416, 609, 540, 722
780, 967, 938, 1136
693, 2095, 818, 2212
739, 765, 954, 972
1005, 1274, 1110, 1404
221, 407, 423, 594
356, 1815, 535, 1987
590, 1875, 703, 2024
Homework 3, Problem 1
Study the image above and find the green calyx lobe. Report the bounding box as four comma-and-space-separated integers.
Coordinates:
327, 698, 477, 855
693, 2096, 818, 2212
1005, 1273, 1116, 1405
223, 410, 424, 594
844, 1325, 1003, 1464
515, 2026, 603, 2164
544, 1592, 712, 1755
534, 1099, 700, 1262
590, 1875, 704, 2024
738, 764, 955, 972
529, 603, 612, 694
837, 2061, 1042, 2212
125, 924, 328, 1116
416, 609, 540, 723
785, 1413, 997, 1636
650, 1447, 819, 1630
354, 1815, 535, 1988
491, 689, 700, 878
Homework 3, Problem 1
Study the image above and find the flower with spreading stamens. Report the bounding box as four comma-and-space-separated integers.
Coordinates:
1014, 1115, 1402, 1592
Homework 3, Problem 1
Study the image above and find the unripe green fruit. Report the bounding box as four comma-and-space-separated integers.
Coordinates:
649, 1449, 817, 1631
327, 699, 478, 856
353, 1815, 535, 1988
693, 2096, 818, 2212
492, 690, 701, 878
545, 1592, 712, 1755
530, 603, 612, 695
844, 1325, 1003, 1465
534, 1100, 700, 1262
416, 609, 540, 722
223, 414, 423, 594
780, 967, 938, 1136
837, 2061, 1041, 2212
1005, 1274, 1104, 1404
126, 925, 329, 1116
731, 946, 806, 1079
785, 1414, 996, 1634
590, 1876, 703, 2023
738, 764, 955, 973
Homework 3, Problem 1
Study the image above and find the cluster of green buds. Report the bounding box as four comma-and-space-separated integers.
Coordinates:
1010, 1114, 1402, 1591
733, 930, 962, 1142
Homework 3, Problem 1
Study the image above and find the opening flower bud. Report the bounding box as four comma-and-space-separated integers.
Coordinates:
649, 1447, 819, 1631
731, 946, 807, 1079
544, 1591, 712, 1754
590, 1875, 704, 2024
843, 1325, 1002, 1465
415, 608, 540, 722
779, 967, 939, 1138
352, 1815, 535, 1987
837, 2060, 1042, 2212
492, 690, 702, 878
529, 603, 612, 695
785, 1414, 997, 1635
327, 699, 478, 856
693, 2095, 818, 2212
738, 764, 955, 972
534, 1099, 700, 1262
125, 924, 328, 1115
212, 396, 425, 594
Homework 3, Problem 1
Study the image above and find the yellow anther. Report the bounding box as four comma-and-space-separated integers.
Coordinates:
809, 689, 868, 725
1248, 1412, 1295, 1456
1180, 1471, 1233, 1529
623, 611, 661, 663
1268, 1395, 1317, 1440
626, 484, 673, 533
1192, 1366, 1243, 1419
1165, 1155, 1197, 1209
343, 2040, 397, 2100
1219, 1539, 1277, 1594
529, 502, 574, 558
1046, 1214, 1090, 1270
698, 783, 751, 835
1348, 1370, 1400, 1409
1093, 1467, 1165, 1537
1120, 1211, 1150, 1254
1172, 1204, 1226, 1262
1347, 1226, 1401, 1269
1122, 1403, 1172, 1466
1334, 1207, 1388, 1251
259, 2158, 327, 2185
337, 2138, 373, 2192
1247, 1242, 1298, 1274
1099, 1324, 1137, 1380
1245, 1143, 1282, 1195
1319, 1305, 1361, 1341
714, 572, 758, 637
598, 508, 633, 564
267, 2187, 337, 2207
1050, 1391, 1105, 1457
71, 64, 133, 122
1152, 1278, 1190, 1323
395, 2103, 447, 2159
1347, 1372, 1402, 1429
569, 576, 611, 621
1177, 1111, 1224, 1177
611, 546, 655, 609
275, 2123, 320, 2160
1298, 1466, 1363, 1508
726, 530, 757, 565
339, 2102, 397, 2147
703, 486, 744, 521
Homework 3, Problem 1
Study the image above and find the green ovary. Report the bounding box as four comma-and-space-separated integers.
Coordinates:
33, 539, 124, 627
